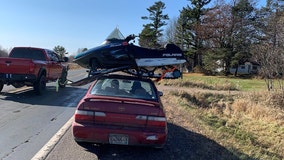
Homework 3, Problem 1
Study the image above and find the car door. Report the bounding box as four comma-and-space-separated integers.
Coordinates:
46, 50, 62, 80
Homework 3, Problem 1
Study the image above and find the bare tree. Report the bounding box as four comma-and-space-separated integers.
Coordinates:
164, 17, 178, 44
0, 47, 8, 57
253, 43, 284, 91
252, 1, 284, 91
201, 3, 233, 74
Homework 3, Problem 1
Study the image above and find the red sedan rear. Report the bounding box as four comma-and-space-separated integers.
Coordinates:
72, 74, 167, 148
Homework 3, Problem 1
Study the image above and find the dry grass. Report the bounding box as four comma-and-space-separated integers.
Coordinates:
224, 95, 284, 159
160, 87, 284, 160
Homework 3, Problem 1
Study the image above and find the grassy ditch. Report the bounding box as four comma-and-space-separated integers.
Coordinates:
159, 74, 284, 160
160, 73, 266, 91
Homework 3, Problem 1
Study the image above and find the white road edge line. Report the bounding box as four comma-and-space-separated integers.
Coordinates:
31, 116, 74, 160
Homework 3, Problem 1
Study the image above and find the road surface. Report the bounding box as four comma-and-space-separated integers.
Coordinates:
0, 69, 89, 160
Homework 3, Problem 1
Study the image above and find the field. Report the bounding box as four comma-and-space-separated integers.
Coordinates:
158, 73, 284, 160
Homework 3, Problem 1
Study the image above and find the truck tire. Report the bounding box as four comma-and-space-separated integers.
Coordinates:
34, 75, 46, 95
0, 81, 3, 92
59, 69, 68, 88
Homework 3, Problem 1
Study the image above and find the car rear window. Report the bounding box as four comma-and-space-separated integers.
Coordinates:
90, 77, 158, 100
10, 48, 46, 61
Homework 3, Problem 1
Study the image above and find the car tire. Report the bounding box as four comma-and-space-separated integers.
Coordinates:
34, 75, 46, 95
59, 69, 68, 88
0, 81, 3, 92
172, 69, 181, 78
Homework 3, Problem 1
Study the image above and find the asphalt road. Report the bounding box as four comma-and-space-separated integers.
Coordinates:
0, 69, 89, 160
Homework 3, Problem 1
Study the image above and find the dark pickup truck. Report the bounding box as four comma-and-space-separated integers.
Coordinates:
0, 47, 69, 94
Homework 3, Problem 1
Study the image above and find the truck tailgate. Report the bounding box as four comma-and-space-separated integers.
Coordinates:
0, 57, 34, 74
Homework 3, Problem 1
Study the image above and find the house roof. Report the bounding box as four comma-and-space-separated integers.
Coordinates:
241, 58, 260, 65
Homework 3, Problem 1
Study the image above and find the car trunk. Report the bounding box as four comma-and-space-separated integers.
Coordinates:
75, 96, 166, 128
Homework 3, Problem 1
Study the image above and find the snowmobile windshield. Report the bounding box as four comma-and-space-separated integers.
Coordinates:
102, 38, 125, 45
74, 44, 109, 59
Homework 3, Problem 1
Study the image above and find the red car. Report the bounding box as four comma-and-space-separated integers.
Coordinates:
72, 74, 167, 148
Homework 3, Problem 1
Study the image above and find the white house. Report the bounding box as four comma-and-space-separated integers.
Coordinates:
230, 61, 259, 75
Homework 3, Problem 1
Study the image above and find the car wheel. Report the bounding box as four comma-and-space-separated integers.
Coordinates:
0, 81, 4, 92
172, 69, 181, 78
59, 69, 68, 88
34, 75, 46, 95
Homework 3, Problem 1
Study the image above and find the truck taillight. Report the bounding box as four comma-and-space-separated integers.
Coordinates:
29, 62, 35, 73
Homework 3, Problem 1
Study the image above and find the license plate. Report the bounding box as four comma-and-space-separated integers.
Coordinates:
109, 134, 129, 145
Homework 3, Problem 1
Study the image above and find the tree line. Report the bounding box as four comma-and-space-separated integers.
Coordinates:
139, 0, 284, 91
1, 0, 284, 90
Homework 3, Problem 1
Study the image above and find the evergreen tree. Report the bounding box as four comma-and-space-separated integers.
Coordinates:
139, 24, 157, 48
175, 0, 211, 69
139, 1, 169, 48
230, 0, 255, 76
53, 45, 67, 59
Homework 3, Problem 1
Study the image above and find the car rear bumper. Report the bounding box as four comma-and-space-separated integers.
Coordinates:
72, 122, 167, 147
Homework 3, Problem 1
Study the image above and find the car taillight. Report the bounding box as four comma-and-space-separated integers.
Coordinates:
147, 116, 166, 127
74, 110, 94, 123
136, 115, 166, 127
74, 109, 106, 123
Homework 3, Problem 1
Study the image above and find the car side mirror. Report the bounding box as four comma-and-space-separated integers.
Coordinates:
158, 91, 163, 96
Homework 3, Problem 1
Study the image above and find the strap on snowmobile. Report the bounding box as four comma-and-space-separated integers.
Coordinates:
67, 65, 182, 86
68, 66, 131, 86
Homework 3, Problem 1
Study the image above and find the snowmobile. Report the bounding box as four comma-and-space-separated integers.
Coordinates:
71, 30, 186, 86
